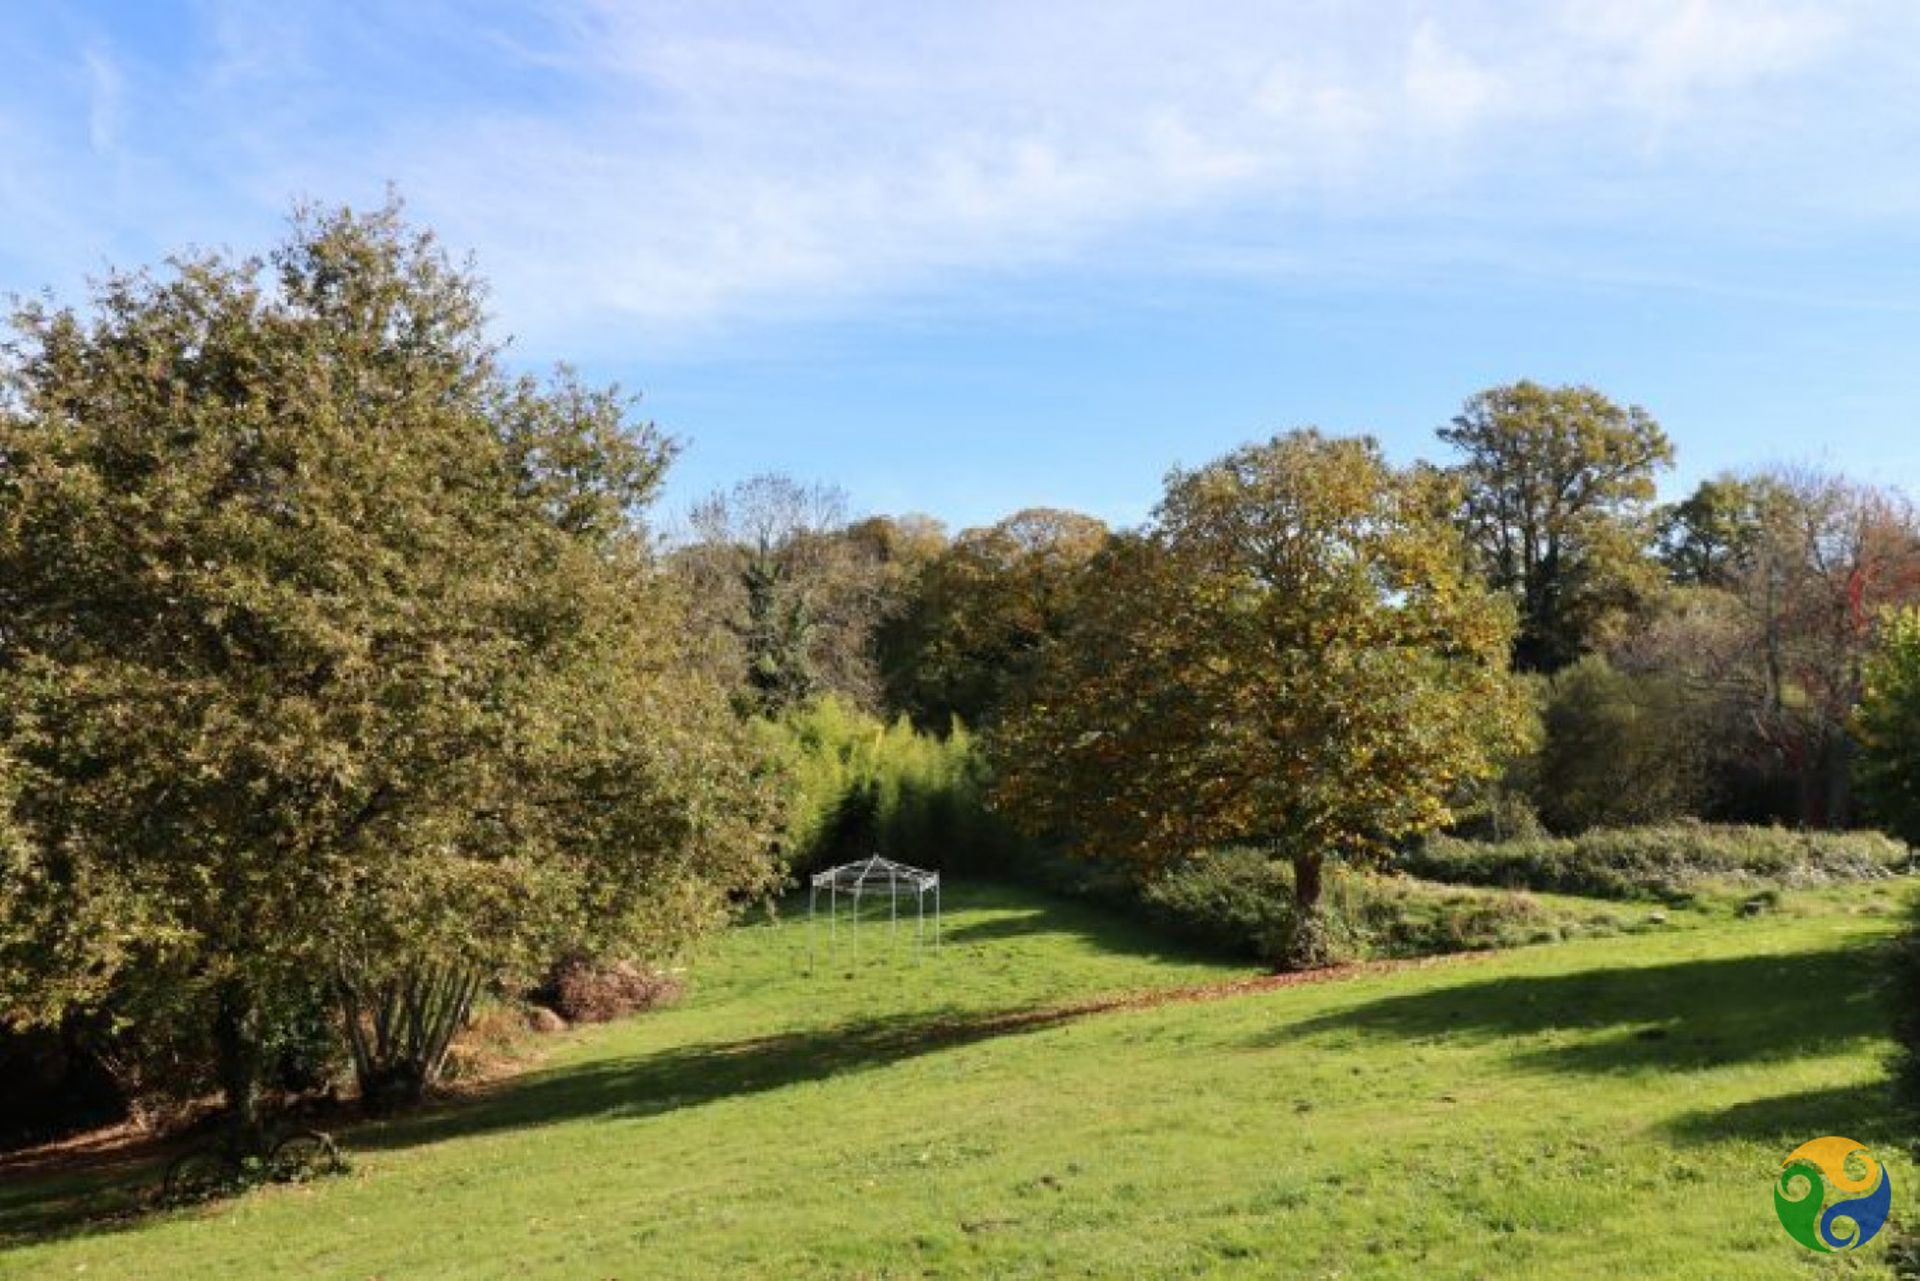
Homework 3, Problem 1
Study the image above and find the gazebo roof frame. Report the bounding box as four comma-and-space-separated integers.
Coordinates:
809, 854, 940, 894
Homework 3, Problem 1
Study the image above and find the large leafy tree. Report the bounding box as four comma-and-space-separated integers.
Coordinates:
1531, 655, 1726, 831
880, 507, 1108, 730
1655, 475, 1768, 589
1730, 469, 1920, 825
1856, 607, 1920, 1117
991, 432, 1527, 966
1440, 381, 1673, 672
0, 202, 781, 1128
678, 474, 897, 715
1576, 470, 1920, 828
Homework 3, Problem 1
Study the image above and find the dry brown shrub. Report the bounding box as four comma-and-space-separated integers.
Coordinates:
545, 961, 683, 1024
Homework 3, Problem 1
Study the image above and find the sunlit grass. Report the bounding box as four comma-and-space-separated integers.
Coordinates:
3, 879, 1911, 1279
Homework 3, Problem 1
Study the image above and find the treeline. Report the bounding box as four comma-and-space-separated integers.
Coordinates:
674, 385, 1920, 947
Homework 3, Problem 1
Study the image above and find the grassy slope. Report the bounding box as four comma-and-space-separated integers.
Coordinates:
2, 880, 1912, 1280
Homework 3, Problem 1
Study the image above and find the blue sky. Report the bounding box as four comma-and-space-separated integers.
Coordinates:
4, 1, 1919, 531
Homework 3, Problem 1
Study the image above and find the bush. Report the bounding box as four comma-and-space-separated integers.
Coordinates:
1135, 849, 1619, 967
542, 961, 683, 1025
1861, 607, 1920, 850
1139, 849, 1308, 962
44, 972, 344, 1140
1405, 822, 1907, 902
1444, 781, 1548, 843
1351, 879, 1623, 955
1532, 657, 1724, 833
759, 697, 1031, 877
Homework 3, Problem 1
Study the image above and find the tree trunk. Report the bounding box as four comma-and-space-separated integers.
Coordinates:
1825, 734, 1855, 830
211, 980, 265, 1150
1285, 852, 1333, 971
337, 965, 481, 1114
1293, 852, 1324, 915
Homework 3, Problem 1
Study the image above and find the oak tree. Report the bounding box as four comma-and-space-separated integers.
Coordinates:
1440, 381, 1673, 672
991, 432, 1527, 966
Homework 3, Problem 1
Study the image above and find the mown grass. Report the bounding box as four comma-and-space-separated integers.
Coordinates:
1, 878, 1913, 1279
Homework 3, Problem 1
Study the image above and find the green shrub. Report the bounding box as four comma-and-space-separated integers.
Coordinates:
758, 697, 1030, 877
1860, 607, 1920, 850
1356, 878, 1627, 954
1136, 849, 1620, 967
1405, 822, 1907, 902
1860, 608, 1920, 1257
1444, 782, 1548, 843
1139, 849, 1319, 963
1533, 657, 1725, 833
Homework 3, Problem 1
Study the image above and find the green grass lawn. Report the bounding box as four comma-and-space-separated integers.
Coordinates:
2, 879, 1913, 1279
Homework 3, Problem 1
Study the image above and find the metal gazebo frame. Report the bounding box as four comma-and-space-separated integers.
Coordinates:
808, 855, 940, 970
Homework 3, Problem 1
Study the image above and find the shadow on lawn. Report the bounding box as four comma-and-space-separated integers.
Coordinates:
354, 999, 1092, 1156
0, 1167, 145, 1244
0, 1146, 177, 1250
778, 883, 1214, 964
1664, 1082, 1901, 1150
0, 998, 1095, 1249
1274, 940, 1891, 1081
939, 910, 1058, 943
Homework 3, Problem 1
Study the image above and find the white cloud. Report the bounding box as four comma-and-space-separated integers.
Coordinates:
2, 0, 1916, 349
411, 0, 1915, 346
1560, 0, 1841, 98
1402, 24, 1504, 138
82, 45, 123, 155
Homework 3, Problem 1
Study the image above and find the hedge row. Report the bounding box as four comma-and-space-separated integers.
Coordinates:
1403, 822, 1909, 903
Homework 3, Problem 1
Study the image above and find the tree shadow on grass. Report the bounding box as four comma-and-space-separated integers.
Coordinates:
939, 910, 1056, 943
1664, 1082, 1902, 1150
354, 999, 1093, 1155
0, 1164, 153, 1251
0, 880, 1226, 1251
777, 881, 1218, 964
1271, 940, 1891, 1078
0, 997, 1101, 1249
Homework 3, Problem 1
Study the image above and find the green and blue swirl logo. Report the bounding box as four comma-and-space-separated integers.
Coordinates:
1774, 1136, 1892, 1252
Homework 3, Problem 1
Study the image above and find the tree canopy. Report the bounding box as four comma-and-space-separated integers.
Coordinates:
1655, 476, 1769, 589
0, 202, 782, 1125
880, 507, 1108, 731
1440, 381, 1673, 672
677, 474, 914, 716
990, 431, 1528, 964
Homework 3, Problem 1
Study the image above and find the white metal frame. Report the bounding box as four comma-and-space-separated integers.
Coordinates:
807, 854, 940, 970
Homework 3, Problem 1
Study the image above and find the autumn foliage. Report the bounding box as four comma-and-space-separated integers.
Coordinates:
990, 431, 1529, 966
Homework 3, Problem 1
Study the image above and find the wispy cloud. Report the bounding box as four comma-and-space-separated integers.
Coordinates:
1, 1, 1915, 349
81, 45, 124, 155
